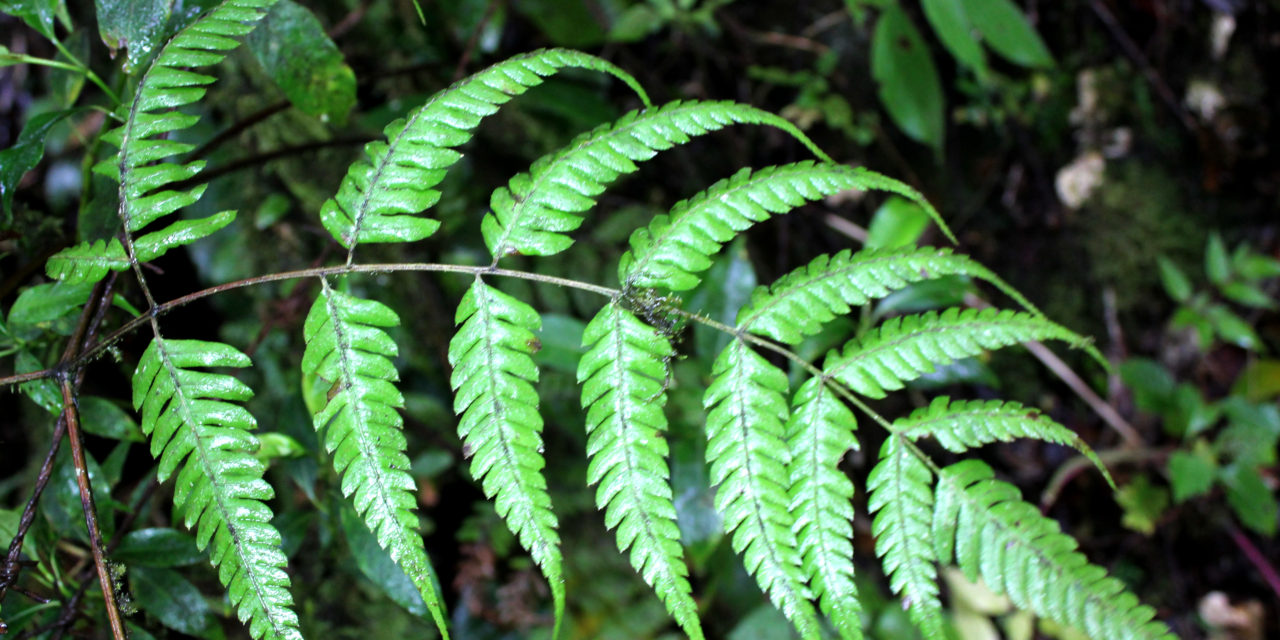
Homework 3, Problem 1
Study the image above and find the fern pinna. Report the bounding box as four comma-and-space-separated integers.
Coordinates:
27, 13, 1175, 637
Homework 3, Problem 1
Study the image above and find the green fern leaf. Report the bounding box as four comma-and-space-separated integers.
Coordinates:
46, 0, 276, 284
825, 308, 1088, 399
321, 49, 650, 249
934, 461, 1174, 640
620, 162, 951, 291
737, 247, 1040, 344
447, 278, 564, 631
131, 337, 301, 640
44, 238, 129, 283
867, 437, 943, 638
577, 303, 704, 640
704, 339, 822, 639
786, 378, 863, 639
896, 397, 1111, 485
300, 285, 449, 637
483, 101, 833, 260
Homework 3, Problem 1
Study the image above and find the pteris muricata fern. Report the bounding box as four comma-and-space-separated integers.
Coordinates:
27, 10, 1175, 638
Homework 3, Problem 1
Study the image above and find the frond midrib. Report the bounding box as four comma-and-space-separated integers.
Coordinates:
322, 290, 404, 538
155, 338, 289, 635
724, 341, 809, 624
475, 284, 554, 556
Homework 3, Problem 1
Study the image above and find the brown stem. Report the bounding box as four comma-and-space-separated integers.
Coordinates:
58, 379, 127, 640
1226, 525, 1280, 603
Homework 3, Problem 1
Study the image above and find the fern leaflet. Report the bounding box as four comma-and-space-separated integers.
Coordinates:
131, 338, 300, 640
321, 48, 650, 250
300, 284, 449, 636
483, 101, 832, 260
867, 436, 942, 638
577, 303, 703, 640
737, 247, 1040, 344
704, 339, 821, 638
619, 162, 950, 291
447, 278, 564, 631
825, 308, 1089, 399
896, 397, 1111, 484
786, 378, 862, 639
46, 0, 276, 283
934, 461, 1174, 640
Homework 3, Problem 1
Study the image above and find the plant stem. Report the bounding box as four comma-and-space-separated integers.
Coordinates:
58, 379, 127, 640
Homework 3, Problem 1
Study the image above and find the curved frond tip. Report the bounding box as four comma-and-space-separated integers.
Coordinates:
321, 48, 650, 249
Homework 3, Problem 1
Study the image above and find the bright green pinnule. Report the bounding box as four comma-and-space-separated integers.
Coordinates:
735, 246, 1037, 344
132, 338, 302, 640
578, 303, 704, 640
867, 437, 943, 639
300, 285, 450, 637
619, 162, 952, 292
46, 0, 279, 284
704, 338, 823, 639
786, 378, 862, 640
896, 397, 1112, 485
320, 48, 651, 251
447, 278, 565, 634
934, 461, 1171, 640
482, 101, 834, 261
823, 307, 1088, 399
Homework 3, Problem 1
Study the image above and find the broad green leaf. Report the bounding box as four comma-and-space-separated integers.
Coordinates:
94, 0, 174, 73
0, 0, 69, 40
920, 0, 988, 79
0, 508, 19, 549
1221, 464, 1277, 537
16, 350, 59, 414
1156, 257, 1192, 303
0, 108, 85, 226
130, 566, 214, 635
6, 280, 93, 338
1205, 233, 1230, 286
513, 0, 605, 47
78, 396, 145, 442
339, 504, 430, 617
1167, 446, 1216, 503
247, 0, 356, 124
865, 195, 930, 249
114, 528, 206, 567
872, 6, 944, 151
610, 4, 663, 42
958, 0, 1054, 68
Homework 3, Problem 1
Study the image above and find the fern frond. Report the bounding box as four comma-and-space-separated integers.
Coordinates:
737, 247, 1041, 344
447, 279, 564, 630
131, 337, 300, 640
300, 285, 449, 637
46, 0, 276, 284
786, 378, 862, 639
825, 308, 1088, 399
321, 49, 650, 249
620, 162, 950, 291
867, 437, 942, 638
577, 303, 703, 640
896, 397, 1111, 485
483, 101, 833, 260
704, 339, 822, 639
933, 461, 1174, 640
